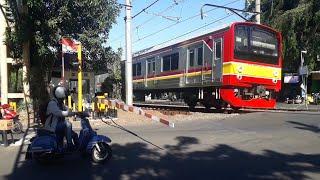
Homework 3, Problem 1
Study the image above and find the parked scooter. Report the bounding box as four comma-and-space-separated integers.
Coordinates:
286, 95, 304, 104
312, 93, 320, 105
0, 104, 23, 134
26, 112, 112, 163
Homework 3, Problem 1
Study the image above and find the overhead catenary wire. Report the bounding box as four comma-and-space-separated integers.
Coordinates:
148, 14, 232, 49
110, 0, 185, 44
132, 0, 241, 44
111, 0, 241, 50
132, 0, 161, 19
136, 0, 185, 28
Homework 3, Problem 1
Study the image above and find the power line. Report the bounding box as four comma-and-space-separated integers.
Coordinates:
132, 0, 161, 19
132, 0, 241, 44
110, 0, 184, 43
150, 14, 232, 48
112, 0, 241, 50
137, 0, 186, 27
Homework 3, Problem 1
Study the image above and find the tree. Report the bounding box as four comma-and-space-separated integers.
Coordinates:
6, 0, 120, 105
100, 48, 122, 99
246, 0, 320, 72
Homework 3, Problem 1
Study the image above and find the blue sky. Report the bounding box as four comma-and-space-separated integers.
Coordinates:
108, 0, 245, 58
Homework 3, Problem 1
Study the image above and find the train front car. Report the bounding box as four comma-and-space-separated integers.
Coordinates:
221, 22, 282, 109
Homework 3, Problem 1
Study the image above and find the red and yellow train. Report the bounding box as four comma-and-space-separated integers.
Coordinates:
132, 22, 282, 109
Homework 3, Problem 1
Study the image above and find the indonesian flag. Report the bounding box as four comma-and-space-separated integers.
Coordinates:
61, 38, 79, 53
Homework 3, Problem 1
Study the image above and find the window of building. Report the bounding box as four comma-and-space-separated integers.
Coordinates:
189, 49, 195, 67
162, 53, 179, 72
197, 47, 203, 65
8, 64, 23, 93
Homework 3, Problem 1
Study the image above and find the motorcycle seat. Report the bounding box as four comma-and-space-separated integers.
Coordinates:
37, 128, 56, 137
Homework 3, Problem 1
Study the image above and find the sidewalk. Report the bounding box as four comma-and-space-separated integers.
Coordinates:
275, 102, 320, 112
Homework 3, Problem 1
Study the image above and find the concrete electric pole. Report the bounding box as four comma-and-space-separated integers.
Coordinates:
125, 0, 133, 105
255, 0, 261, 24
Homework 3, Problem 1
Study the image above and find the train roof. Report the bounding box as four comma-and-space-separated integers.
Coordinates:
133, 23, 231, 59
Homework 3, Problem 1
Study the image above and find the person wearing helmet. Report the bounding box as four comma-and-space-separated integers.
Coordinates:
45, 86, 76, 149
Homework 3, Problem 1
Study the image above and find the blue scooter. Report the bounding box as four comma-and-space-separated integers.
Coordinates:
26, 112, 112, 163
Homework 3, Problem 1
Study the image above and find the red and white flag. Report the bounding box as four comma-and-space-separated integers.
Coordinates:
61, 38, 79, 53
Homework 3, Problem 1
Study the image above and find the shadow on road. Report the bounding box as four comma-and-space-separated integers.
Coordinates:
288, 121, 320, 134
4, 136, 320, 180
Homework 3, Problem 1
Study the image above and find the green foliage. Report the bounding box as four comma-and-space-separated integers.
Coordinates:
6, 0, 120, 105
100, 48, 122, 99
8, 64, 23, 93
246, 0, 320, 72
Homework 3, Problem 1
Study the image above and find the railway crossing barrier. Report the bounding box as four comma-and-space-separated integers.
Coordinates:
103, 99, 174, 128
66, 95, 174, 127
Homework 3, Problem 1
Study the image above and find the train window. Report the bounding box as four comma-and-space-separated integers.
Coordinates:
235, 26, 248, 52
132, 62, 142, 76
171, 53, 179, 70
152, 61, 155, 72
136, 63, 141, 76
162, 53, 179, 71
197, 47, 203, 65
189, 49, 195, 67
234, 25, 279, 65
215, 40, 222, 59
132, 64, 137, 76
147, 57, 155, 74
162, 56, 171, 71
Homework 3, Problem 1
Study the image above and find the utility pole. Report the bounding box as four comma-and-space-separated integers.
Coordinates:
125, 0, 133, 105
77, 43, 83, 112
300, 50, 308, 109
255, 0, 261, 24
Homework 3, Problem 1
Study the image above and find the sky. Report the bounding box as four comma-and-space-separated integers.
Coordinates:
108, 0, 246, 59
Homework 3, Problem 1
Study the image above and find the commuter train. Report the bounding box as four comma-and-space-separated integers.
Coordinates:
132, 22, 282, 109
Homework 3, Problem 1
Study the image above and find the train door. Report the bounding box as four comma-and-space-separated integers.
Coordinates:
144, 60, 148, 87
146, 57, 156, 88
185, 48, 195, 84
212, 38, 223, 83
202, 42, 213, 83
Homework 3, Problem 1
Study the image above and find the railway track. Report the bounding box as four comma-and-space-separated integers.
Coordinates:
133, 101, 246, 115
133, 101, 307, 115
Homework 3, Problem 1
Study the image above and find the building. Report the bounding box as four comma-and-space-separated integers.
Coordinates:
0, 0, 29, 105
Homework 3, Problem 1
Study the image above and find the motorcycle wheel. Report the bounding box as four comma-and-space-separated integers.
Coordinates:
91, 142, 112, 163
11, 121, 23, 134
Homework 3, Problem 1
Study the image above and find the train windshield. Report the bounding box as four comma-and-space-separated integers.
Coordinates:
234, 25, 279, 65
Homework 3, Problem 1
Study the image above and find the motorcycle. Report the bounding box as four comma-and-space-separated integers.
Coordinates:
25, 112, 112, 163
0, 104, 23, 134
312, 93, 320, 105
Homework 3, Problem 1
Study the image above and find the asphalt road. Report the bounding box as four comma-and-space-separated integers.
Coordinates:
1, 111, 320, 180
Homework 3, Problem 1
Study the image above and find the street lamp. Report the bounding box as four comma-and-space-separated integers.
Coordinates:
300, 50, 307, 67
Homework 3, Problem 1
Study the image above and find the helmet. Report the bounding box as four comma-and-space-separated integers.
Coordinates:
54, 86, 67, 99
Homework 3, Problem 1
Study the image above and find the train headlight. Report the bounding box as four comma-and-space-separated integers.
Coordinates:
237, 66, 243, 73
273, 71, 279, 77
234, 89, 239, 96
265, 91, 270, 96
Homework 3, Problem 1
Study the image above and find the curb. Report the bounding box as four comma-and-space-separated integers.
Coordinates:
243, 107, 320, 113
104, 99, 175, 128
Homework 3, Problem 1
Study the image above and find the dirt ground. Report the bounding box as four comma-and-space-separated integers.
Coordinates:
17, 108, 239, 129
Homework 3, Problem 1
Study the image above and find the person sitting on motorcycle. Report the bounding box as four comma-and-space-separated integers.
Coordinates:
45, 86, 77, 150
